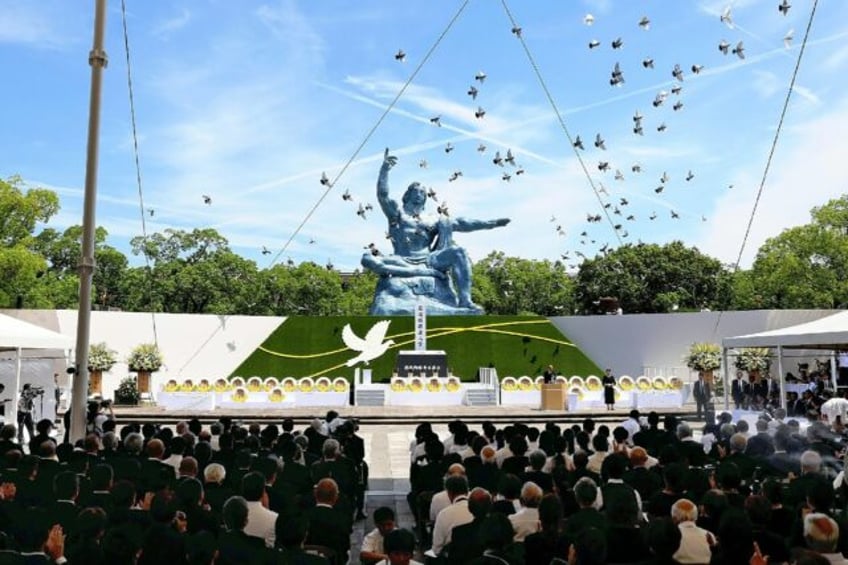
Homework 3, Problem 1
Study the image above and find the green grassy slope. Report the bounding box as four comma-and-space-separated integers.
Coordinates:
232, 316, 601, 382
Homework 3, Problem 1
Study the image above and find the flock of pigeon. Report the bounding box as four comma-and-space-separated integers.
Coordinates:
285, 2, 800, 270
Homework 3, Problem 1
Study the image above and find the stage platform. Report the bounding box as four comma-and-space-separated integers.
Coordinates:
113, 402, 700, 426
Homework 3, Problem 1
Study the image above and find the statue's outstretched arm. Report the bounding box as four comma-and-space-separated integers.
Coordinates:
451, 216, 511, 232
377, 148, 400, 219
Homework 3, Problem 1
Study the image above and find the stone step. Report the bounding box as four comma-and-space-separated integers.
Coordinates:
355, 389, 386, 407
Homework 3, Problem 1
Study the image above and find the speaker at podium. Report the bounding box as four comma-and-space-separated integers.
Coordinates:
541, 383, 567, 411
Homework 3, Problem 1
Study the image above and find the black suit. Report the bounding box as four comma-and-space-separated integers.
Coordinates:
217, 530, 277, 565
448, 517, 486, 565
623, 467, 663, 500
731, 378, 747, 409
563, 507, 607, 544
305, 504, 351, 565
692, 380, 712, 421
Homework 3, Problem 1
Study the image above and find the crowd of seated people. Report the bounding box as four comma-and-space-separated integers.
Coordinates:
406, 411, 848, 564
7, 399, 848, 564
0, 407, 397, 565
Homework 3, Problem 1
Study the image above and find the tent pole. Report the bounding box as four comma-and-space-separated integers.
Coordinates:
777, 346, 786, 410
831, 351, 838, 392
722, 348, 729, 411
11, 347, 21, 428
71, 0, 108, 443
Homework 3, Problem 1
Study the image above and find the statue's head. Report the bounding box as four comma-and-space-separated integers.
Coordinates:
402, 182, 426, 214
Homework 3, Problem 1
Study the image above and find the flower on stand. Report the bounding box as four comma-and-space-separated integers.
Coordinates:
734, 348, 771, 373
684, 342, 722, 372
126, 343, 163, 372
115, 377, 141, 405
88, 342, 118, 372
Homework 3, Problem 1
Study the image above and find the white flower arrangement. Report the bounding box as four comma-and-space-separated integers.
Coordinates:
126, 343, 163, 372
88, 342, 118, 372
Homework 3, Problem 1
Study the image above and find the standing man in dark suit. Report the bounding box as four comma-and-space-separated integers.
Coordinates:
731, 371, 747, 410
543, 365, 556, 384
692, 373, 712, 422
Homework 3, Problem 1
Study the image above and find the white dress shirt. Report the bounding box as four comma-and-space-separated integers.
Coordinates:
431, 496, 472, 555
361, 527, 385, 555
245, 500, 278, 548
429, 490, 451, 523
674, 521, 715, 564
509, 507, 540, 541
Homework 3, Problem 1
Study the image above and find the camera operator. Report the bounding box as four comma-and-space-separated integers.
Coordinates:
17, 383, 43, 444
86, 399, 114, 436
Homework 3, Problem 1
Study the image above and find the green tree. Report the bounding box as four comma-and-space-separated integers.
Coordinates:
261, 261, 345, 316
574, 241, 726, 314
472, 252, 575, 315
738, 196, 848, 309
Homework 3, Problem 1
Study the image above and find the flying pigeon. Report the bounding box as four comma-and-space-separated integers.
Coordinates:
261, 246, 271, 255
505, 149, 516, 165
633, 110, 643, 122
444, 142, 454, 153
655, 185, 664, 194
430, 115, 442, 127
598, 184, 609, 195
652, 92, 667, 107
588, 39, 601, 49
672, 64, 684, 81
395, 49, 406, 62
673, 101, 684, 111
502, 172, 512, 182
671, 85, 683, 95
613, 206, 622, 216
611, 37, 624, 49
657, 122, 668, 132
784, 29, 794, 48
550, 215, 556, 222
475, 106, 486, 119
638, 16, 650, 30
342, 321, 395, 366
691, 64, 704, 74
594, 133, 606, 150
649, 212, 657, 220
642, 58, 654, 69
468, 85, 478, 99
426, 187, 438, 201
515, 167, 525, 175
147, 208, 154, 217
477, 143, 487, 152
626, 214, 635, 221
732, 41, 745, 59
631, 163, 642, 173
448, 171, 462, 182
308, 238, 316, 245
620, 198, 629, 206
437, 202, 450, 216
660, 171, 670, 184
719, 40, 730, 54
614, 223, 622, 230
202, 194, 212, 205
419, 159, 428, 168
778, 0, 791, 16
615, 169, 625, 181
610, 62, 625, 86
686, 170, 695, 181
598, 161, 609, 172
511, 25, 522, 37
342, 189, 352, 201
475, 71, 487, 82
573, 136, 585, 150
357, 203, 370, 219
492, 151, 504, 166
720, 6, 734, 28
584, 13, 594, 25
633, 125, 644, 136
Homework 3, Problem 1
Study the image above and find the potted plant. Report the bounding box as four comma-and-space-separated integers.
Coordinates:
126, 343, 163, 394
685, 342, 722, 384
87, 342, 117, 396
114, 376, 141, 405
734, 347, 771, 382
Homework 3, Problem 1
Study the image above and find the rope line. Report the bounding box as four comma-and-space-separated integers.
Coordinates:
120, 0, 159, 346
713, 0, 819, 337
499, 0, 622, 247
265, 0, 472, 270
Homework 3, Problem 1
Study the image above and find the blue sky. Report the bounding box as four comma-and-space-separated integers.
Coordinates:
2, 0, 847, 272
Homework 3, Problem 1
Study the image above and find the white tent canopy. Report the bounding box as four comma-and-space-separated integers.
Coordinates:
0, 314, 71, 425
0, 314, 73, 351
722, 311, 848, 409
723, 310, 848, 350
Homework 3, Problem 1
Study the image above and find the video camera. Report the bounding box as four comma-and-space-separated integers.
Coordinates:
30, 386, 45, 396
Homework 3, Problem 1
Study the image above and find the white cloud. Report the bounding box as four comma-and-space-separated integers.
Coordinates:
695, 96, 848, 267
151, 7, 191, 39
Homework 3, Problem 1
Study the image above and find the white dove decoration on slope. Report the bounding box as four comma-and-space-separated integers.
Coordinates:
342, 320, 395, 366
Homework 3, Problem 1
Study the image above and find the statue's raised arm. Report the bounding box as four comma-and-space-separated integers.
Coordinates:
377, 148, 400, 220
361, 148, 511, 315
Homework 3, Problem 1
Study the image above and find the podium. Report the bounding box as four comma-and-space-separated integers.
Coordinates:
541, 383, 567, 410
